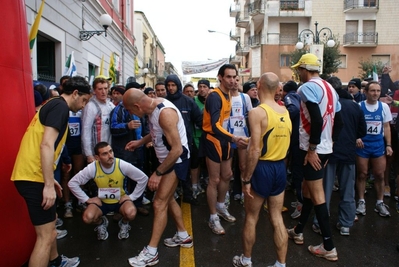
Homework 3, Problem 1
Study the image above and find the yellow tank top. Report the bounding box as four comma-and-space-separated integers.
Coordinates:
94, 158, 126, 204
258, 104, 292, 161
11, 111, 68, 182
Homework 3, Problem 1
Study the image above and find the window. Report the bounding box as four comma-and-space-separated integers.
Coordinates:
372, 55, 390, 66
338, 55, 347, 69
280, 54, 291, 67
280, 23, 298, 45
125, 0, 132, 30
112, 0, 120, 13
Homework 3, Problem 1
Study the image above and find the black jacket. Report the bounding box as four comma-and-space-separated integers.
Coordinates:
165, 75, 202, 145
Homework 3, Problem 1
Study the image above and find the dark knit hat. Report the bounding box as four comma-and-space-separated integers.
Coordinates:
111, 86, 125, 95
126, 82, 146, 90
144, 87, 155, 95
243, 82, 256, 93
348, 78, 361, 89
197, 79, 210, 88
283, 80, 298, 92
34, 90, 43, 107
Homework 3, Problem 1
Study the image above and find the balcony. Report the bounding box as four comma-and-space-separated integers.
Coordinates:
343, 32, 378, 47
236, 43, 250, 56
344, 0, 378, 12
230, 29, 240, 42
229, 55, 242, 64
249, 0, 265, 16
230, 3, 241, 17
249, 34, 263, 47
235, 11, 250, 28
265, 0, 311, 17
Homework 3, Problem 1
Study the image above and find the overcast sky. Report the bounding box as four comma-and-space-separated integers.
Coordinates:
134, 0, 236, 79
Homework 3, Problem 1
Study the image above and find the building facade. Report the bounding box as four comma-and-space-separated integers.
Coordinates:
27, 0, 137, 85
231, 0, 399, 82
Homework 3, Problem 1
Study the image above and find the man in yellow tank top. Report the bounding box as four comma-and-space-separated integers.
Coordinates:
11, 76, 91, 267
233, 72, 291, 267
68, 142, 148, 241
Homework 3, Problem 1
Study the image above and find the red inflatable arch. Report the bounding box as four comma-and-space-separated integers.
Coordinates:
0, 0, 36, 266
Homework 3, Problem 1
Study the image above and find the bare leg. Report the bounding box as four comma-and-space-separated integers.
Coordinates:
216, 158, 233, 203
30, 221, 58, 267
242, 189, 264, 258
268, 191, 288, 264
206, 158, 221, 215
148, 171, 179, 247
356, 156, 369, 200
371, 156, 386, 201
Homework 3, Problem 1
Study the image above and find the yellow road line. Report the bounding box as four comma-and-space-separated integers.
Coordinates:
180, 201, 195, 267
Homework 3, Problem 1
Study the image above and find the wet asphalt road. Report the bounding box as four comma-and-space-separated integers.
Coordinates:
55, 183, 399, 267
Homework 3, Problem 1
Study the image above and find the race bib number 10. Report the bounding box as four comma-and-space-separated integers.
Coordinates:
98, 188, 121, 200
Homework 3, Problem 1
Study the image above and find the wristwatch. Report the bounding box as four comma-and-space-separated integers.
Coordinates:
155, 169, 163, 176
309, 145, 317, 151
241, 179, 252, 185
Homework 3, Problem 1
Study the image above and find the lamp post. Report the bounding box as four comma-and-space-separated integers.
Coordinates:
295, 21, 335, 49
208, 30, 244, 84
79, 14, 112, 41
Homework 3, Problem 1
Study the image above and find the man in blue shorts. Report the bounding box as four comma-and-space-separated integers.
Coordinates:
355, 81, 393, 217
68, 142, 148, 240
232, 72, 291, 267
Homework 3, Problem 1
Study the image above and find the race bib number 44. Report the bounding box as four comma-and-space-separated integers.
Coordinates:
98, 188, 121, 200
366, 121, 382, 135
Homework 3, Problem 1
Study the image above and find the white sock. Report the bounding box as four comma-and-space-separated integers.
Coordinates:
216, 202, 225, 210
242, 255, 251, 264
376, 199, 383, 205
210, 213, 218, 221
146, 245, 157, 255
177, 231, 189, 239
275, 260, 286, 267
192, 184, 198, 190
359, 198, 365, 203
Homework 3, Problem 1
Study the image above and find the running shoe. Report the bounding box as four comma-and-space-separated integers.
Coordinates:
287, 227, 304, 245
308, 243, 338, 261
291, 202, 302, 219
56, 229, 68, 240
164, 233, 193, 248
49, 255, 80, 267
232, 254, 252, 267
56, 218, 63, 228
128, 247, 159, 267
64, 202, 73, 218
142, 196, 151, 205
374, 202, 390, 217
95, 216, 109, 240
216, 206, 236, 222
312, 224, 321, 235
118, 220, 131, 239
209, 217, 225, 235
356, 200, 366, 215
336, 222, 350, 236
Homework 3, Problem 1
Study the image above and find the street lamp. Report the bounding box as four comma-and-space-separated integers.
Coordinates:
208, 30, 244, 83
79, 14, 113, 41
295, 21, 335, 50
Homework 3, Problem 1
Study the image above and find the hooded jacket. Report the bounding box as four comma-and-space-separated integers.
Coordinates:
330, 88, 367, 164
165, 75, 202, 145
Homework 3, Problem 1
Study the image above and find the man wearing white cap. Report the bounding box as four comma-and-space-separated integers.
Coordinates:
287, 53, 343, 261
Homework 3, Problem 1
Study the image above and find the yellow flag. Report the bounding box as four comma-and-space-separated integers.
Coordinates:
135, 57, 140, 75
29, 0, 46, 54
109, 52, 116, 83
99, 55, 104, 75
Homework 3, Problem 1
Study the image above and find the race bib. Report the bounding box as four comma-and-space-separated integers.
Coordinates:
230, 115, 245, 128
366, 121, 382, 135
69, 122, 80, 136
98, 188, 121, 200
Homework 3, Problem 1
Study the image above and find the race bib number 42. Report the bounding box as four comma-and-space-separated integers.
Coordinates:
98, 188, 121, 200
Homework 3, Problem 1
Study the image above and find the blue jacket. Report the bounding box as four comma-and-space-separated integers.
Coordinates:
165, 75, 202, 146
283, 91, 301, 146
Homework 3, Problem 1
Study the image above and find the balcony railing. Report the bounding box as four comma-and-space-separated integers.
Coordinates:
280, 0, 302, 11
343, 32, 378, 45
249, 34, 263, 46
249, 0, 265, 15
344, 0, 378, 10
235, 10, 250, 28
